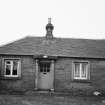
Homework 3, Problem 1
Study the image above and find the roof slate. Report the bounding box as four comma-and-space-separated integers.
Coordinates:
0, 36, 105, 58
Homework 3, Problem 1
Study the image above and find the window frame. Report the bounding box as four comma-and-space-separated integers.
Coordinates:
3, 58, 21, 77
72, 61, 90, 80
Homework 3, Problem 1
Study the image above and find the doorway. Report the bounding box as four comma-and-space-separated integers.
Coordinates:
37, 60, 54, 90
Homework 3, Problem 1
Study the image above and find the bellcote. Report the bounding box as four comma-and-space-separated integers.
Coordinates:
46, 18, 54, 39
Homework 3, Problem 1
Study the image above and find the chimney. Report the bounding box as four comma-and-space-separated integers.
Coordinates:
46, 18, 54, 39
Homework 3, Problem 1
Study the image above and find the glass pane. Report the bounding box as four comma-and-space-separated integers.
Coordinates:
39, 63, 43, 72
47, 63, 50, 72
81, 63, 87, 78
74, 63, 80, 77
12, 61, 18, 75
44, 64, 46, 72
6, 65, 11, 75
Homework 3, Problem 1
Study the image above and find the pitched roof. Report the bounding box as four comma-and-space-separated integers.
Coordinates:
0, 36, 105, 58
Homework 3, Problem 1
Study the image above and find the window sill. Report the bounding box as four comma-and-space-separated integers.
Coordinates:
72, 79, 91, 83
0, 76, 21, 80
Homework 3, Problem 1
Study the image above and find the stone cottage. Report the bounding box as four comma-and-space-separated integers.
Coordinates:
0, 18, 105, 95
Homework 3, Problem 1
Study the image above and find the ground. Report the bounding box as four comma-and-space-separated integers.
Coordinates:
0, 94, 105, 105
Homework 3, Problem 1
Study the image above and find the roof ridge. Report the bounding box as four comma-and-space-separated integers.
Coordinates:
24, 35, 105, 41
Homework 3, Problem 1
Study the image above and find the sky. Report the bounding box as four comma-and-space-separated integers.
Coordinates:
0, 0, 105, 45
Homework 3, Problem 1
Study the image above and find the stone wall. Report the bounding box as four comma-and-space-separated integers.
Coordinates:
0, 55, 35, 92
0, 55, 105, 95
54, 58, 105, 95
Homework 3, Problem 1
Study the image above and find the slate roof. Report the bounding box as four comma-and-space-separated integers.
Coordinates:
0, 36, 105, 58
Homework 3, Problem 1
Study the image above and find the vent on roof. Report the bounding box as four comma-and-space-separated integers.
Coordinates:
46, 18, 54, 39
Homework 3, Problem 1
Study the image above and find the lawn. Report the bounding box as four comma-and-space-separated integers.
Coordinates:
0, 94, 104, 105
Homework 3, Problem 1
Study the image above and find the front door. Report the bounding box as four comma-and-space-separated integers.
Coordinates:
38, 60, 54, 90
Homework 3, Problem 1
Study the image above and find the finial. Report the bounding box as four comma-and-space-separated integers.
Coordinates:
48, 18, 51, 24
46, 18, 54, 39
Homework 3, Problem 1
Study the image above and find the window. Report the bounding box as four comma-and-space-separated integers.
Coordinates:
39, 62, 51, 74
4, 59, 21, 77
73, 62, 89, 80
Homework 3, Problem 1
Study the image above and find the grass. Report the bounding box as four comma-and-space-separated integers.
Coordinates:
0, 94, 104, 105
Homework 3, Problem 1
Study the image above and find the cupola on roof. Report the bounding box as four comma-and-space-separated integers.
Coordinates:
46, 18, 54, 39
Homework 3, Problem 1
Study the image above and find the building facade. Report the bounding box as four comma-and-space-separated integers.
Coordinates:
0, 19, 105, 95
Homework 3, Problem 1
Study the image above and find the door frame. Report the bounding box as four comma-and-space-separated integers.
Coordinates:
35, 58, 55, 91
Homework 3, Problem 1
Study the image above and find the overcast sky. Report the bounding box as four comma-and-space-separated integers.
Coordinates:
0, 0, 105, 45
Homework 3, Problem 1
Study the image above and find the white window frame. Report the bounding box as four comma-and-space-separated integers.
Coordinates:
73, 62, 89, 80
4, 59, 20, 77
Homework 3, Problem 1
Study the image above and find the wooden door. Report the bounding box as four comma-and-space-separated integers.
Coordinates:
38, 60, 54, 90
